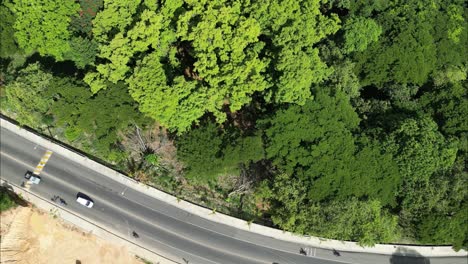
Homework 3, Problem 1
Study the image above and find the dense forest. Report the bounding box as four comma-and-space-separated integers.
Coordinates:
0, 0, 467, 249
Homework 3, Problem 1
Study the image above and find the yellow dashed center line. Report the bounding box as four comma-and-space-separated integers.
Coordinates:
33, 150, 53, 175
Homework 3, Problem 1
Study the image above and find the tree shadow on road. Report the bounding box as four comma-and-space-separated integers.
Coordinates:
390, 247, 430, 264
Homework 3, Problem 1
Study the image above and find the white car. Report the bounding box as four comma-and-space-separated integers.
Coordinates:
24, 171, 41, 184
76, 193, 94, 208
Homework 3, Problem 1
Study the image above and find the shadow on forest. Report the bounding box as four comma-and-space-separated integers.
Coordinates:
390, 247, 430, 264
24, 53, 81, 77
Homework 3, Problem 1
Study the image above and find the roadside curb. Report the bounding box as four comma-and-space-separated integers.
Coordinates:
2, 117, 467, 258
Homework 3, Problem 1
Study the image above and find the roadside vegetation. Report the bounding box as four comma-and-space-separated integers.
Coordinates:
0, 0, 466, 249
0, 189, 16, 212
0, 187, 19, 212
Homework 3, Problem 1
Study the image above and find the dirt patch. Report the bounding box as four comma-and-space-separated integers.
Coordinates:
0, 206, 20, 237
1, 206, 143, 264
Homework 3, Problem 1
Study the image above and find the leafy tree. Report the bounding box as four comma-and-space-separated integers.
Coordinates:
176, 122, 224, 183
176, 0, 270, 118
419, 203, 468, 250
351, 0, 467, 87
264, 89, 358, 174
89, 0, 269, 128
3, 63, 53, 127
315, 198, 400, 246
87, 0, 341, 131
10, 0, 79, 60
64, 0, 102, 68
353, 0, 437, 86
0, 2, 22, 58
92, 9, 167, 86
258, 175, 399, 246
223, 134, 264, 169
127, 52, 205, 132
64, 36, 98, 68
328, 59, 361, 98
47, 77, 144, 160
342, 16, 382, 53
420, 81, 468, 150
91, 0, 142, 43
249, 0, 340, 104
44, 77, 90, 138
432, 1, 467, 86
433, 66, 467, 87
69, 0, 104, 37
263, 89, 358, 201
318, 40, 362, 98
176, 121, 264, 183
345, 0, 388, 16
385, 117, 458, 185
85, 1, 180, 94
345, 138, 401, 207
384, 117, 458, 224
417, 155, 468, 250
256, 87, 404, 243
262, 88, 401, 205
83, 85, 143, 158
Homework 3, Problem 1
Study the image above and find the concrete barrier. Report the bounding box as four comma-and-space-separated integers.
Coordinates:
2, 117, 467, 258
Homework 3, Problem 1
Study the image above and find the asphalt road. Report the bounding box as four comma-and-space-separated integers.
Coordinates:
1, 127, 466, 264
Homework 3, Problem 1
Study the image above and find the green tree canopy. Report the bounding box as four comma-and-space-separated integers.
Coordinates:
46, 77, 145, 160
64, 36, 98, 69
419, 204, 468, 250
263, 89, 358, 201
127, 52, 205, 132
177, 121, 264, 184
249, 0, 340, 104
3, 63, 53, 126
384, 117, 458, 224
10, 0, 79, 60
86, 0, 340, 132
176, 122, 224, 183
262, 89, 400, 205
91, 0, 142, 43
353, 0, 437, 86
417, 157, 468, 250
0, 2, 22, 58
420, 81, 468, 149
351, 0, 467, 87
176, 0, 270, 119
342, 16, 382, 53
258, 175, 399, 246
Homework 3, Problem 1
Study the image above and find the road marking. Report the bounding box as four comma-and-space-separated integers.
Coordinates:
24, 180, 32, 190
33, 150, 53, 175
121, 186, 129, 196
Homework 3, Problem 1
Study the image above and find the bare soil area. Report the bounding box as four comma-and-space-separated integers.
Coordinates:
1, 206, 144, 264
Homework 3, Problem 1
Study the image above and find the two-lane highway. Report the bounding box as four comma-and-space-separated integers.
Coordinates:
0, 127, 340, 264
1, 126, 466, 264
